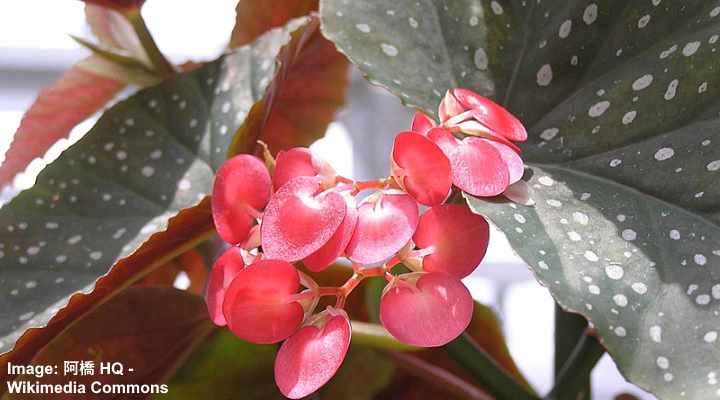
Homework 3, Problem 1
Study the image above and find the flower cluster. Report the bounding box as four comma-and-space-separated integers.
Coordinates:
206, 88, 526, 398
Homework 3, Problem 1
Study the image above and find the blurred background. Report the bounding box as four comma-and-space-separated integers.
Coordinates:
0, 1, 654, 398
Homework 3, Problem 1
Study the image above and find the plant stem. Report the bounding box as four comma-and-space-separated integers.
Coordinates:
124, 9, 175, 78
554, 305, 591, 400
444, 333, 539, 400
351, 321, 420, 352
546, 330, 605, 400
386, 351, 493, 400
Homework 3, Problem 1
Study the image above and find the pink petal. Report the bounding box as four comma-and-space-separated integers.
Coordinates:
449, 137, 510, 197
503, 180, 535, 206
426, 127, 460, 155
413, 204, 489, 279
275, 307, 351, 399
455, 120, 522, 153
380, 273, 473, 347
273, 147, 335, 191
427, 127, 509, 196
438, 90, 464, 123
222, 259, 303, 344
483, 139, 525, 184
410, 111, 435, 134
274, 308, 351, 399
205, 247, 246, 326
452, 88, 527, 142
261, 176, 346, 261
0, 60, 124, 186
303, 195, 358, 272
345, 192, 419, 264
392, 132, 452, 206
212, 154, 272, 245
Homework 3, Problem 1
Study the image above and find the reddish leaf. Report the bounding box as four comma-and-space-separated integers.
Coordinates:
177, 249, 210, 295
231, 16, 350, 155
139, 249, 209, 295
0, 60, 123, 186
138, 258, 183, 287
230, 0, 317, 48
0, 199, 214, 389
5, 287, 212, 400
79, 0, 145, 12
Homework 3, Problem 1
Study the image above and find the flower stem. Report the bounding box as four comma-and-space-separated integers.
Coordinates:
444, 333, 539, 400
545, 330, 604, 400
124, 9, 175, 78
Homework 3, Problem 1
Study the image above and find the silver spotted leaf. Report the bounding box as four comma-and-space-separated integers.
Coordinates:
0, 19, 307, 353
321, 0, 720, 397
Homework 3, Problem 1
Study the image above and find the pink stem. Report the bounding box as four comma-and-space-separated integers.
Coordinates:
409, 247, 435, 258
318, 287, 340, 297
288, 290, 316, 303
359, 267, 386, 277
335, 175, 354, 184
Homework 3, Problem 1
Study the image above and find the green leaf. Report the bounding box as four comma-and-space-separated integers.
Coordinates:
0, 18, 306, 354
157, 330, 282, 400
320, 347, 395, 400
321, 1, 720, 397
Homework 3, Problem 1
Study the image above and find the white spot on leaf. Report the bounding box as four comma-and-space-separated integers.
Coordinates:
583, 4, 598, 25
381, 43, 398, 57
650, 325, 662, 343
474, 48, 488, 70
682, 41, 701, 56
536, 64, 553, 86
588, 101, 610, 117
605, 264, 624, 280
632, 74, 653, 91
654, 147, 674, 161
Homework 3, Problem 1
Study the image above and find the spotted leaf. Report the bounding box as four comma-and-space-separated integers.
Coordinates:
0, 19, 307, 354
322, 0, 720, 397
